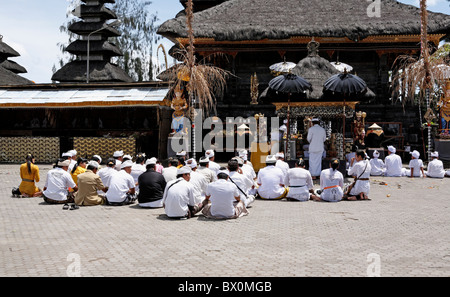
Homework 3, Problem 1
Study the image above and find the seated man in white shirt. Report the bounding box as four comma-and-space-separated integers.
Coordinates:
403, 150, 425, 178
162, 166, 206, 219
426, 152, 445, 178
97, 158, 116, 195
162, 157, 179, 182
196, 156, 216, 183
227, 159, 255, 207
275, 152, 290, 185
384, 145, 404, 177
257, 155, 288, 200
105, 160, 136, 206
205, 149, 220, 176
369, 150, 385, 176
42, 159, 78, 205
113, 150, 124, 171
185, 158, 208, 205
202, 169, 248, 219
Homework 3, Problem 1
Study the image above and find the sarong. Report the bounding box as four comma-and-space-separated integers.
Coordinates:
202, 201, 249, 219
309, 151, 323, 176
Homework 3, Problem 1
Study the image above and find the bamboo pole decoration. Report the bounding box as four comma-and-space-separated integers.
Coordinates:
420, 0, 432, 161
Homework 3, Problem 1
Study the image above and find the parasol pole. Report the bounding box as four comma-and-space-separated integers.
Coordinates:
286, 93, 291, 160
343, 98, 346, 159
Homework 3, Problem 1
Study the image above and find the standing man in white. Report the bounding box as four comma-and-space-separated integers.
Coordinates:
307, 118, 326, 179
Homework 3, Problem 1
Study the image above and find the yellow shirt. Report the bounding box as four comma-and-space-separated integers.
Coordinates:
19, 163, 40, 196
71, 166, 86, 185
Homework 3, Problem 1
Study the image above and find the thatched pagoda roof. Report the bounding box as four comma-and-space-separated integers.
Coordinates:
0, 40, 20, 58
69, 21, 121, 37
65, 40, 123, 57
51, 60, 133, 83
76, 4, 117, 20
0, 66, 33, 85
158, 0, 450, 42
0, 60, 27, 74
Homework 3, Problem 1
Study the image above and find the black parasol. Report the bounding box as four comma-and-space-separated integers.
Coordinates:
269, 73, 313, 94
323, 71, 367, 96
269, 73, 312, 159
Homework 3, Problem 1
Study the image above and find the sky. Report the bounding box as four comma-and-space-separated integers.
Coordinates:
0, 0, 449, 84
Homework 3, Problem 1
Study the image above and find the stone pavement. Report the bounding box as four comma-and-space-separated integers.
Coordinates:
0, 164, 449, 277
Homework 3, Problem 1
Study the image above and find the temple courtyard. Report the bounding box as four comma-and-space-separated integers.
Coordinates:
0, 164, 449, 277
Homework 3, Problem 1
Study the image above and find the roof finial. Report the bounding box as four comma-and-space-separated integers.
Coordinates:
307, 37, 320, 57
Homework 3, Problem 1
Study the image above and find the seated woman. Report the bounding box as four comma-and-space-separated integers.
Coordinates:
70, 158, 88, 185
285, 159, 318, 201
312, 159, 344, 202
16, 154, 42, 197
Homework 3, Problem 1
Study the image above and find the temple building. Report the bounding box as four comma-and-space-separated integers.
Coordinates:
158, 0, 450, 165
52, 0, 132, 83
0, 35, 33, 85
0, 1, 171, 164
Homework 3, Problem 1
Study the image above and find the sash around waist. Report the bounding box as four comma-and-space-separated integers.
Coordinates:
289, 184, 306, 188
22, 178, 34, 183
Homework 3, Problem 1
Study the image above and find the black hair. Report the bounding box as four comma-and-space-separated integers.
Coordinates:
106, 158, 116, 167
146, 164, 156, 170
71, 157, 87, 174
169, 158, 179, 167
228, 159, 239, 172
87, 165, 97, 171
217, 173, 228, 180
91, 156, 101, 164
136, 153, 145, 164
356, 150, 366, 160
297, 158, 305, 167
331, 158, 340, 171
25, 154, 34, 174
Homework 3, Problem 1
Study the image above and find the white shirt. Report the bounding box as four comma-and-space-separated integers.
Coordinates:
370, 158, 385, 176
105, 170, 135, 203
348, 160, 371, 196
68, 159, 77, 173
43, 167, 77, 201
257, 165, 285, 199
307, 124, 326, 153
286, 167, 313, 201
197, 166, 217, 183
228, 171, 254, 206
206, 179, 240, 218
208, 161, 221, 175
97, 167, 116, 192
275, 159, 290, 185
162, 178, 196, 218
319, 168, 344, 202
131, 163, 146, 191
162, 166, 178, 182
384, 153, 403, 177
426, 159, 445, 178
242, 163, 256, 180
114, 160, 122, 171
189, 170, 209, 204
407, 158, 424, 177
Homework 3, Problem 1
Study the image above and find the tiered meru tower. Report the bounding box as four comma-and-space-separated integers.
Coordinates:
52, 0, 132, 83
